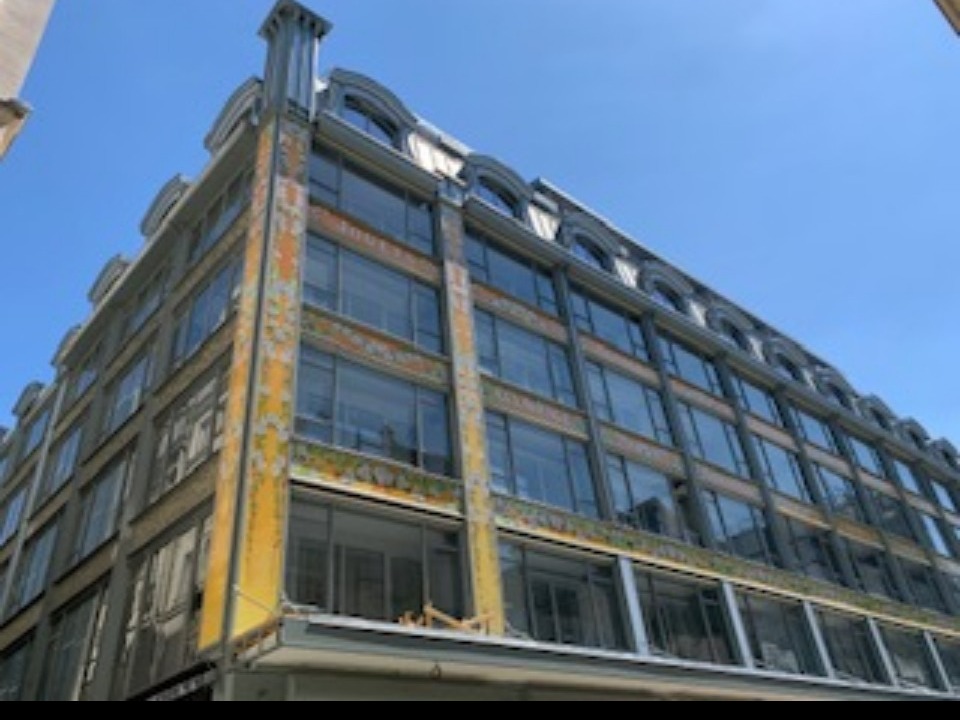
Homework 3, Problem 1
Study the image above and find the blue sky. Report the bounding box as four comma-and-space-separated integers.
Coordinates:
1, 1, 960, 442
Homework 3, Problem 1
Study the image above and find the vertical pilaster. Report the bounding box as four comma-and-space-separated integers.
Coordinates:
199, 1, 330, 653
439, 194, 504, 635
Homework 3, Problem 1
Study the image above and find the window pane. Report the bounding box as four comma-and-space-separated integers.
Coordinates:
784, 519, 841, 585
418, 389, 451, 476
704, 491, 773, 565
734, 376, 783, 426
845, 540, 901, 602
660, 336, 722, 396
936, 637, 960, 693
608, 456, 687, 540
880, 625, 939, 690
892, 459, 923, 496
489, 414, 597, 518
295, 348, 334, 443
635, 568, 734, 665
870, 490, 917, 541
337, 364, 417, 466
921, 514, 953, 558
341, 165, 407, 242
849, 436, 884, 478
755, 437, 809, 502
818, 611, 887, 685
931, 481, 958, 515
901, 560, 947, 614
507, 548, 626, 651
793, 408, 838, 454
342, 252, 412, 340
681, 404, 748, 478
738, 593, 822, 676
286, 502, 330, 610
816, 466, 865, 523
304, 236, 338, 309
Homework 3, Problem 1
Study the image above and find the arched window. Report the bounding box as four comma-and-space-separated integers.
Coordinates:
870, 409, 892, 432
342, 96, 400, 149
476, 177, 520, 219
907, 431, 927, 452
824, 384, 853, 411
650, 283, 685, 314
718, 320, 751, 352
572, 237, 610, 272
775, 356, 805, 384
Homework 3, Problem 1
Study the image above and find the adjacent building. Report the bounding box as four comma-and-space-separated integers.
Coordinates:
1, 0, 960, 701
0, 0, 56, 158
937, 0, 960, 34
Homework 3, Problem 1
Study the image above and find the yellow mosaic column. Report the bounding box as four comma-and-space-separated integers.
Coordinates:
200, 1, 330, 655
199, 115, 310, 651
440, 200, 505, 635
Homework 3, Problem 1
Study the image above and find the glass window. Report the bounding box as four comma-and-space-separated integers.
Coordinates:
486, 414, 598, 518
475, 178, 520, 219
40, 589, 108, 701
571, 289, 649, 361
921, 514, 954, 558
172, 258, 242, 366
71, 349, 100, 403
818, 610, 887, 686
659, 335, 723, 396
0, 453, 8, 488
295, 349, 452, 476
791, 407, 839, 454
848, 436, 885, 478
891, 459, 923, 497
606, 455, 691, 541
754, 436, 810, 502
9, 519, 59, 614
124, 271, 165, 340
476, 310, 576, 406
869, 489, 917, 541
23, 408, 51, 459
285, 499, 463, 624
774, 355, 805, 384
105, 352, 152, 435
0, 488, 27, 548
929, 480, 959, 515
738, 592, 822, 676
342, 96, 399, 149
703, 490, 776, 566
304, 237, 444, 353
501, 545, 626, 651
312, 151, 435, 256
189, 170, 253, 263
118, 517, 211, 698
733, 375, 783, 427
587, 362, 672, 445
634, 568, 734, 665
935, 637, 960, 694
843, 540, 902, 602
0, 639, 32, 702
41, 423, 84, 503
571, 237, 610, 272
74, 452, 131, 562
815, 465, 866, 524
150, 368, 228, 505
465, 232, 557, 314
718, 320, 751, 352
783, 519, 842, 585
901, 560, 947, 614
879, 625, 941, 691
678, 403, 750, 478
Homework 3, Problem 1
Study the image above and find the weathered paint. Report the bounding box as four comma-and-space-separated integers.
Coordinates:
291, 441, 463, 517
199, 117, 309, 651
441, 203, 505, 635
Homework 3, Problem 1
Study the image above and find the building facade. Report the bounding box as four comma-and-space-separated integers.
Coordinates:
0, 0, 55, 158
1, 0, 960, 701
937, 0, 960, 33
